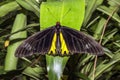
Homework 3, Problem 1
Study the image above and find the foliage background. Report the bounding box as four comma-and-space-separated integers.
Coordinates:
0, 0, 120, 80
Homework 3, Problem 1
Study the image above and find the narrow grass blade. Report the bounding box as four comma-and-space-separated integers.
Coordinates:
0, 1, 20, 17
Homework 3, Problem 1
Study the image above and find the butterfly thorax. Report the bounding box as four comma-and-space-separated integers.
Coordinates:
55, 22, 61, 32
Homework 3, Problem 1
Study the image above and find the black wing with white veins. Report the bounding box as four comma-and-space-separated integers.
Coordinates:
15, 27, 55, 57
61, 26, 104, 55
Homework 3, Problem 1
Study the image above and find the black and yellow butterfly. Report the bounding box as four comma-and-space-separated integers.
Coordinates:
15, 22, 104, 57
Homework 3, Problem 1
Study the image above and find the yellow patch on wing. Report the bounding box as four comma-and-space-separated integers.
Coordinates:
48, 33, 57, 55
60, 32, 69, 55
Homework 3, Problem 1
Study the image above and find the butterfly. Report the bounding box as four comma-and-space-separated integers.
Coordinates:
15, 22, 104, 57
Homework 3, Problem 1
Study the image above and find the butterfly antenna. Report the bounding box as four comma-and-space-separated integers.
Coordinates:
47, 8, 58, 21
61, 8, 71, 20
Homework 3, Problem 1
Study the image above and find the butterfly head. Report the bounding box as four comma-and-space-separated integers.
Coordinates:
55, 22, 61, 33
56, 22, 61, 28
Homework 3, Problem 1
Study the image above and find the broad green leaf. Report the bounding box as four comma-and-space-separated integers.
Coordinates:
46, 55, 69, 80
40, 0, 85, 30
40, 0, 85, 80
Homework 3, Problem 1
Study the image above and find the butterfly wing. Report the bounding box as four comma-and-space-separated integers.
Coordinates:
15, 27, 55, 57
61, 26, 104, 55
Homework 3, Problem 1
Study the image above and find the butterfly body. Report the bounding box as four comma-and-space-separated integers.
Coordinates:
55, 23, 62, 54
48, 22, 69, 55
15, 22, 104, 57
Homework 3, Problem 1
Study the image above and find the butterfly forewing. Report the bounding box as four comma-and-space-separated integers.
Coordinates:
15, 27, 55, 57
61, 26, 104, 55
15, 23, 104, 57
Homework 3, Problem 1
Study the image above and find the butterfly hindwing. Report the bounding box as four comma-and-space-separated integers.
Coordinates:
61, 26, 104, 55
15, 27, 55, 57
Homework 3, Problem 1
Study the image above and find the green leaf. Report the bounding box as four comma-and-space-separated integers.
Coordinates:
0, 66, 4, 74
75, 72, 90, 80
102, 28, 118, 45
83, 0, 103, 27
16, 0, 40, 17
110, 0, 120, 5
93, 18, 106, 39
46, 55, 69, 80
97, 6, 120, 23
0, 1, 20, 17
4, 13, 27, 71
40, 0, 85, 30
89, 52, 120, 79
23, 66, 44, 79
